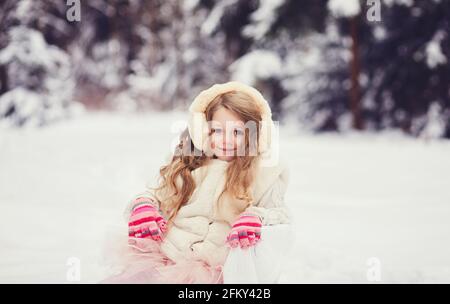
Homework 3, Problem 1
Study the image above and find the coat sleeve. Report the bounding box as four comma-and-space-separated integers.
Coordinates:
244, 166, 291, 226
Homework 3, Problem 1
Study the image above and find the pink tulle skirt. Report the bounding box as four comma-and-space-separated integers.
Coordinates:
100, 234, 224, 284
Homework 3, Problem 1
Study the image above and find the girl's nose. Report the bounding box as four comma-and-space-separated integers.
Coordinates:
223, 131, 235, 148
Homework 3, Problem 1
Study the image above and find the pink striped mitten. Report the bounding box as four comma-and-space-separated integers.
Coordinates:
128, 197, 167, 242
226, 212, 262, 249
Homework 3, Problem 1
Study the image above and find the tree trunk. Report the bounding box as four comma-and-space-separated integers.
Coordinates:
0, 64, 7, 95
349, 15, 364, 130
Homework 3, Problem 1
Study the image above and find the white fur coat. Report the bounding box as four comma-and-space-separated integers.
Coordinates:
124, 157, 291, 267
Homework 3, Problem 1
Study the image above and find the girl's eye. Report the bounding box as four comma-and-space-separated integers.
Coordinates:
234, 129, 244, 136
212, 128, 222, 134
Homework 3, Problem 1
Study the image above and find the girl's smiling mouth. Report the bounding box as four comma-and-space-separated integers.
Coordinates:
218, 147, 236, 153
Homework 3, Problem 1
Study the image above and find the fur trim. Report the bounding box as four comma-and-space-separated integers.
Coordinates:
187, 81, 275, 153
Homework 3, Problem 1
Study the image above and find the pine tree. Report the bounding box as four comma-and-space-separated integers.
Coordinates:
0, 0, 81, 127
361, 0, 450, 138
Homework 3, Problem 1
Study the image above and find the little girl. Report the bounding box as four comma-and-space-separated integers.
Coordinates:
101, 81, 291, 284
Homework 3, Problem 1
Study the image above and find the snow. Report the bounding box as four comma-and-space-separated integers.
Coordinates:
242, 0, 285, 40
201, 0, 238, 36
182, 0, 200, 13
0, 26, 80, 127
373, 25, 387, 41
0, 88, 44, 126
384, 0, 414, 7
327, 0, 361, 18
280, 127, 450, 283
229, 50, 282, 85
0, 26, 54, 71
1, 112, 450, 283
89, 39, 127, 89
425, 30, 447, 69
419, 102, 446, 139
13, 0, 34, 24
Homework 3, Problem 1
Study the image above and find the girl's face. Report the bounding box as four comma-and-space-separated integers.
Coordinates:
210, 107, 245, 162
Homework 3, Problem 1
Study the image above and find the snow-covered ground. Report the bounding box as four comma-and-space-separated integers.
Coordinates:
1, 112, 450, 283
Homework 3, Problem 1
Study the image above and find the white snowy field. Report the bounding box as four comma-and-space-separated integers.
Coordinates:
1, 111, 450, 283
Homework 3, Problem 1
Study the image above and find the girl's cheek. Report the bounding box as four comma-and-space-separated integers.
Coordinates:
211, 136, 218, 149
235, 136, 244, 148
212, 133, 222, 143
210, 134, 223, 149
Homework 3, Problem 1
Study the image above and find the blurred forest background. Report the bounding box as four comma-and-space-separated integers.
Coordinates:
0, 0, 449, 138
1, 0, 450, 283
